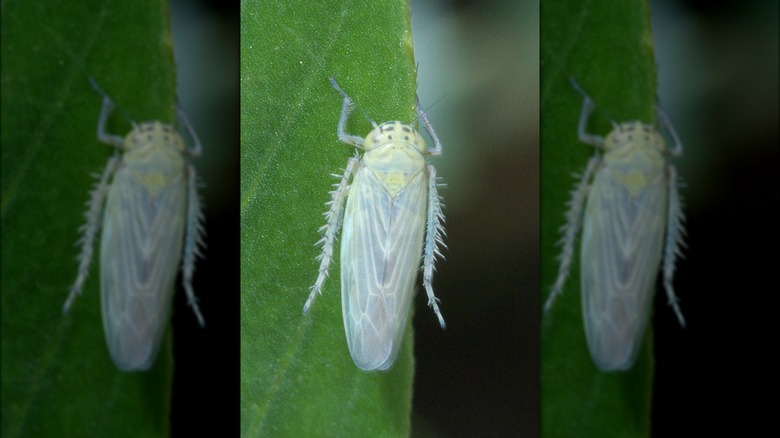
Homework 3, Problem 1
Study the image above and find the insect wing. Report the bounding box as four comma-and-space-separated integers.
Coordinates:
100, 161, 187, 371
341, 163, 428, 371
580, 162, 666, 371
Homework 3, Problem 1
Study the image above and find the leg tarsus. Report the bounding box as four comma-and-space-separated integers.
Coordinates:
329, 78, 368, 147
416, 103, 442, 156
178, 107, 202, 157
657, 107, 683, 156
89, 78, 125, 148
569, 77, 606, 147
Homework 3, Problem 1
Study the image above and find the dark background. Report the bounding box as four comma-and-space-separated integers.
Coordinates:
651, 0, 778, 435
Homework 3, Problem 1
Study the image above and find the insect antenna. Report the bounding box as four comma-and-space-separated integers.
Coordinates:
417, 90, 450, 122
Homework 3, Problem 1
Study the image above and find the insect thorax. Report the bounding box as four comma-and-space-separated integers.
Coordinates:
362, 122, 427, 197
603, 122, 667, 197
122, 122, 187, 197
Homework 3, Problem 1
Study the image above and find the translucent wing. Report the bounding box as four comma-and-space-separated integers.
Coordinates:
580, 164, 666, 371
100, 163, 187, 371
341, 164, 428, 371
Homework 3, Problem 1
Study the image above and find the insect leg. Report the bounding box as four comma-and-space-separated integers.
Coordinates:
183, 164, 206, 326
657, 107, 683, 156
417, 103, 442, 157
545, 156, 600, 313
569, 78, 606, 147
329, 78, 367, 147
303, 157, 359, 313
663, 164, 686, 326
177, 107, 202, 157
423, 164, 447, 328
88, 78, 126, 148
63, 155, 120, 313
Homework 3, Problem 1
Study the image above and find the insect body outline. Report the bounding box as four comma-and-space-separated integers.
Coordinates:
63, 78, 205, 372
545, 78, 686, 371
303, 78, 446, 371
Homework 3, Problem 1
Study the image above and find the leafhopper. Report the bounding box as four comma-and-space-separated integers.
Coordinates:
545, 78, 686, 371
64, 78, 205, 372
304, 78, 447, 371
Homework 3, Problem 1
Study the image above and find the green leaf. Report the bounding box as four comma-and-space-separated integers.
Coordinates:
2, 1, 178, 436
240, 0, 417, 436
541, 0, 657, 437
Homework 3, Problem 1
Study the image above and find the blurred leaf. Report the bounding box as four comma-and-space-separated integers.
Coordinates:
2, 0, 179, 436
240, 0, 418, 436
541, 0, 658, 437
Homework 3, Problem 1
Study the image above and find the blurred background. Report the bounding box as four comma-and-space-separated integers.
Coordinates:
651, 0, 778, 434
410, 0, 539, 436
169, 0, 239, 435
170, 0, 539, 436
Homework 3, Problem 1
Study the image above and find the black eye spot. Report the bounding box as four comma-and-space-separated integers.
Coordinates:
628, 134, 633, 140
644, 135, 650, 142
147, 134, 152, 141
388, 135, 393, 140
404, 135, 409, 141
